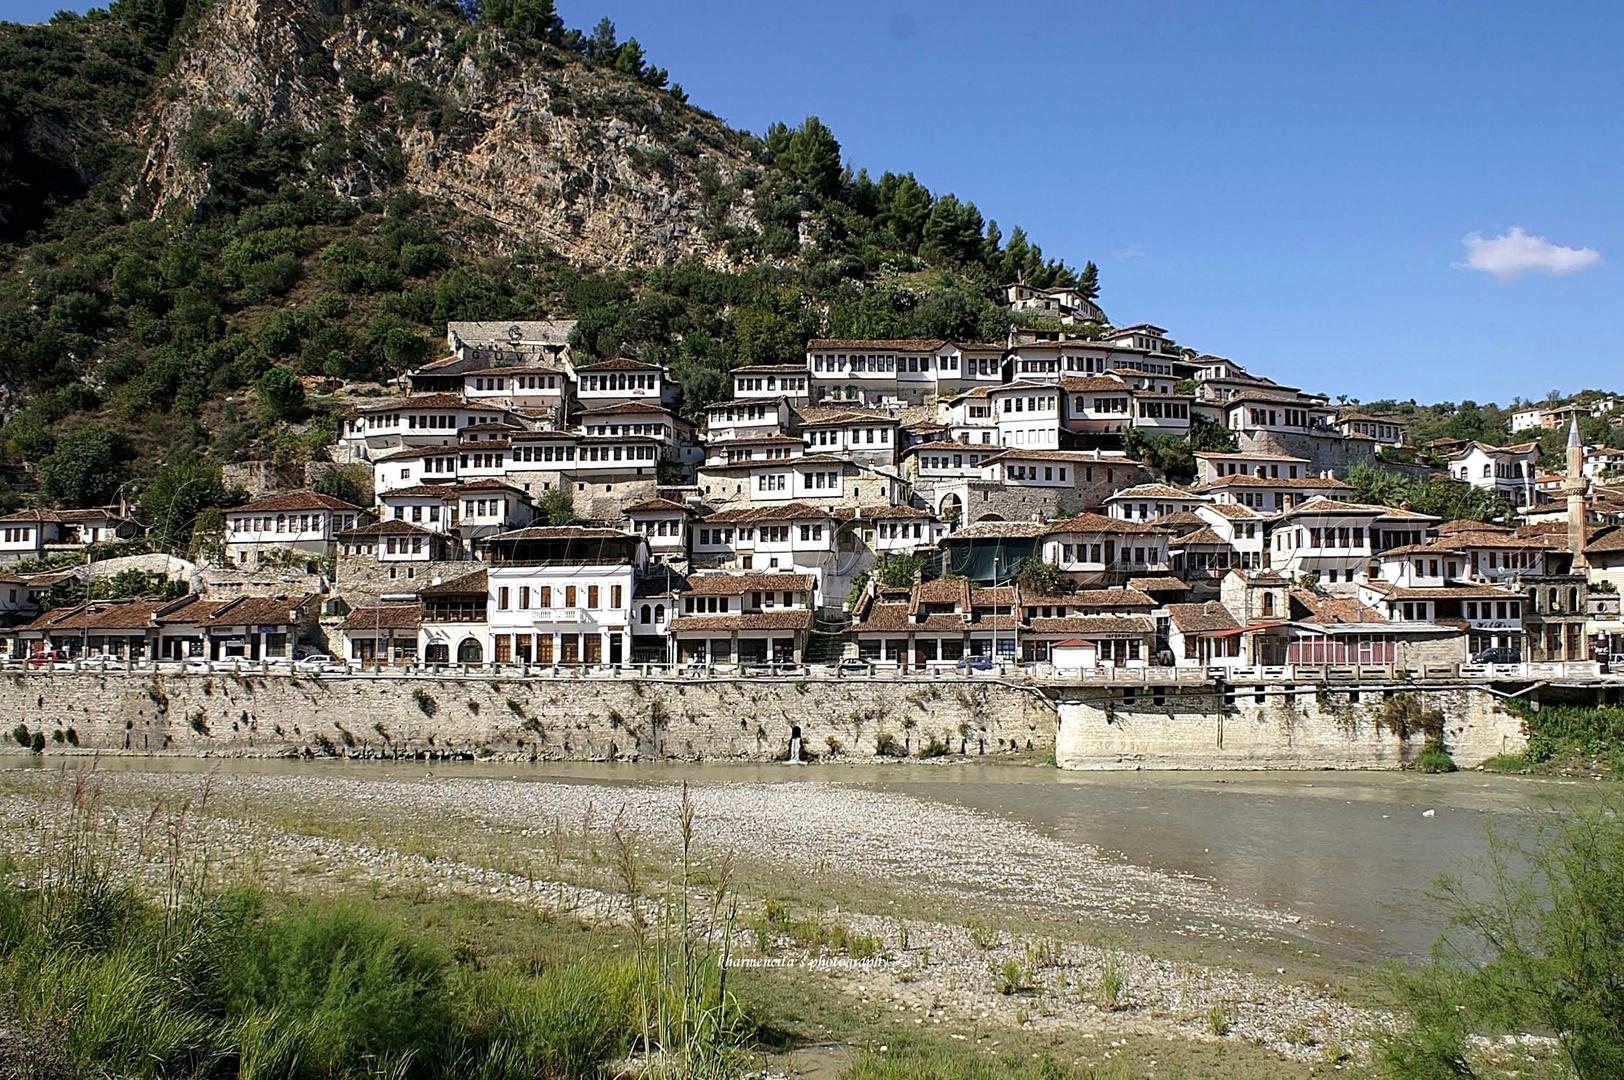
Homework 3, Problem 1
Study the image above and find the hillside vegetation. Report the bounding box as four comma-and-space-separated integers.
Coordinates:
0, 0, 1094, 522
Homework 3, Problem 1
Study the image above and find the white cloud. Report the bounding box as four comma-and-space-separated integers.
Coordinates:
1453, 226, 1602, 281
1112, 245, 1146, 261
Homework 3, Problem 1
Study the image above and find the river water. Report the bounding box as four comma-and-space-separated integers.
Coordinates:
15, 756, 1597, 959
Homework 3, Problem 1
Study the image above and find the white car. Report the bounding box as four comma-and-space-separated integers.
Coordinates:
213, 657, 260, 672
182, 658, 213, 674
78, 655, 125, 672
294, 654, 346, 673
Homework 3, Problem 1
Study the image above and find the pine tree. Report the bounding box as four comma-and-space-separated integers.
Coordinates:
1078, 260, 1100, 301
783, 117, 843, 200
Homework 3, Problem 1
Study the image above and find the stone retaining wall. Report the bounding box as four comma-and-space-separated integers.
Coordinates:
1055, 684, 1526, 770
0, 672, 1052, 762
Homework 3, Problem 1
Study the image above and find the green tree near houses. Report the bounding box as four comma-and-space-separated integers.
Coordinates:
37, 428, 132, 509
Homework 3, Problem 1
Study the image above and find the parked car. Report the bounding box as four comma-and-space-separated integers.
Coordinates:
294, 653, 344, 673
1472, 648, 1522, 665
78, 654, 125, 671
836, 657, 873, 677
26, 649, 63, 668
956, 655, 995, 672
182, 658, 213, 673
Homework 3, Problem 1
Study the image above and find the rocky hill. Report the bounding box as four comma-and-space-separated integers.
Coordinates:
132, 0, 758, 268
0, 0, 1090, 527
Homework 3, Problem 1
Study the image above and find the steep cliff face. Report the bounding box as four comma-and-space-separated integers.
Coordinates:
132, 0, 758, 268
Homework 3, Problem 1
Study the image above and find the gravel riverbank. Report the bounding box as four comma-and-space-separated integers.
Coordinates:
0, 765, 1386, 1066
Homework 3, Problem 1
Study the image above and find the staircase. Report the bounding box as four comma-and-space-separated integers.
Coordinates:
803, 609, 852, 665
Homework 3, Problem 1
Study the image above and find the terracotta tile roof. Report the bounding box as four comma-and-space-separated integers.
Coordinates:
1200, 503, 1264, 520
419, 570, 487, 596
835, 505, 936, 520
732, 364, 809, 374
681, 573, 816, 595
1027, 615, 1155, 637
1058, 374, 1131, 392
1198, 474, 1351, 490
380, 485, 461, 500
947, 521, 1049, 540
701, 503, 835, 525
337, 520, 435, 538
1170, 526, 1226, 546
199, 595, 315, 627
490, 526, 633, 541
666, 610, 813, 633
1149, 511, 1209, 531
1044, 513, 1167, 536
1166, 602, 1242, 634
1027, 588, 1156, 609
1361, 580, 1524, 601
574, 357, 663, 372
806, 338, 945, 352
578, 401, 676, 417
230, 492, 363, 514
796, 407, 900, 426
1585, 526, 1624, 554
340, 605, 422, 632
624, 498, 692, 515
912, 578, 970, 610
155, 598, 235, 625
984, 448, 1145, 466
1128, 576, 1191, 592
1107, 483, 1205, 501
355, 394, 502, 413
1291, 590, 1385, 626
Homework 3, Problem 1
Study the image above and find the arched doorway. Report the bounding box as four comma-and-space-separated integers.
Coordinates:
457, 638, 483, 665
425, 643, 449, 664
938, 492, 963, 525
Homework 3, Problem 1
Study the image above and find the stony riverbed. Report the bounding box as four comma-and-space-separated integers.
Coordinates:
0, 765, 1388, 1066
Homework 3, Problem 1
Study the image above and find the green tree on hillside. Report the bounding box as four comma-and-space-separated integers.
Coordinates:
780, 116, 843, 200
37, 429, 131, 509
1077, 260, 1099, 301
253, 366, 306, 420
140, 458, 241, 552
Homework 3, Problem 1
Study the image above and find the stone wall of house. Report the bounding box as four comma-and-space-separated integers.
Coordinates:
83, 554, 202, 590
198, 567, 326, 600
0, 673, 1054, 762
222, 461, 305, 497
933, 464, 1155, 524
331, 557, 475, 606
1055, 684, 1525, 770
1239, 431, 1385, 480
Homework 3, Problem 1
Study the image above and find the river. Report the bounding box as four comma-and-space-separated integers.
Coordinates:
10, 755, 1598, 960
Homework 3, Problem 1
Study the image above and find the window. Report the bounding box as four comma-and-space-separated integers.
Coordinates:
588, 585, 600, 608
566, 586, 577, 607
499, 587, 510, 610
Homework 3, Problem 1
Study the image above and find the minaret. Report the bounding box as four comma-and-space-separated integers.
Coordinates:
1566, 419, 1588, 569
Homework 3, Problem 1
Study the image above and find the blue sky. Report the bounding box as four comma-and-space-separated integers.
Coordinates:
14, 1, 1621, 406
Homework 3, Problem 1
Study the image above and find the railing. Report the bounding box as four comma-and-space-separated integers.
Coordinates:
0, 657, 1610, 685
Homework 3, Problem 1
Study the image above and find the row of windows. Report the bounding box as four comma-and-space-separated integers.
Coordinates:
586, 423, 669, 439
582, 373, 657, 392
2, 527, 33, 543
1000, 395, 1057, 413
469, 375, 560, 391
230, 514, 355, 535
1006, 464, 1068, 481
919, 453, 988, 470
807, 427, 892, 446
736, 376, 807, 392
496, 584, 623, 610
1276, 526, 1367, 550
